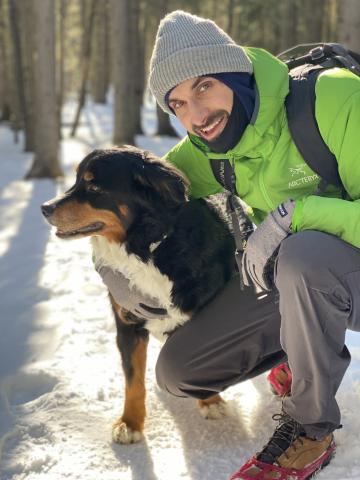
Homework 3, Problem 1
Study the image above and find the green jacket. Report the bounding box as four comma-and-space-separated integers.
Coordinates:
165, 47, 360, 248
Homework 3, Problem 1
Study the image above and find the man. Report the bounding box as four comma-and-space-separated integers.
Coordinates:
99, 10, 360, 480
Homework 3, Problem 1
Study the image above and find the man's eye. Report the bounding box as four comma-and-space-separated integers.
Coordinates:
199, 82, 211, 92
172, 101, 183, 110
87, 184, 103, 193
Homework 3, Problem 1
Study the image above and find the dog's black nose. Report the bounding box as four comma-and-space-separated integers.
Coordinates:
41, 202, 56, 218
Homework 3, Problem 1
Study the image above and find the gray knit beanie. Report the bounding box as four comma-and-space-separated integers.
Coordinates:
149, 10, 253, 114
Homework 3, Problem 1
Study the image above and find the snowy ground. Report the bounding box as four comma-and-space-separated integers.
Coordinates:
0, 99, 360, 480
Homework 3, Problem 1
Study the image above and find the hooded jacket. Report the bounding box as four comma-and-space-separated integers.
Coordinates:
164, 47, 360, 248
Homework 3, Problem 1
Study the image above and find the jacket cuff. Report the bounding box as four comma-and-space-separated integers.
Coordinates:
291, 199, 303, 233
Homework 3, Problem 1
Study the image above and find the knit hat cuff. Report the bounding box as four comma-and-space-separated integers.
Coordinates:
149, 43, 253, 114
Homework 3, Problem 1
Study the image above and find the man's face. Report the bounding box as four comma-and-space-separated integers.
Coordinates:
168, 77, 233, 142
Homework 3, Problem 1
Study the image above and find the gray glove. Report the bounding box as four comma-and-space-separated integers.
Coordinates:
96, 264, 168, 320
241, 200, 295, 291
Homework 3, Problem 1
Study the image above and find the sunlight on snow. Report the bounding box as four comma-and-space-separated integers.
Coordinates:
152, 447, 188, 478
236, 380, 261, 432
0, 181, 33, 257
37, 226, 118, 398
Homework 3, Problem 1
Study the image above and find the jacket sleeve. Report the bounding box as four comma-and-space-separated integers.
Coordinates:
292, 197, 360, 248
164, 138, 224, 199
292, 81, 360, 248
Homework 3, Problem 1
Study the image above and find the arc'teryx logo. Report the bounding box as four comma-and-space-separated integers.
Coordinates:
289, 164, 306, 177
288, 163, 319, 189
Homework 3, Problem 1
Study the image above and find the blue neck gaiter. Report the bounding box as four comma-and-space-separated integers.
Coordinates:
210, 72, 255, 121
201, 73, 255, 153
165, 72, 256, 153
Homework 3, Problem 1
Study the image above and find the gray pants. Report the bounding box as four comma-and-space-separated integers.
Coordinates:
156, 230, 360, 438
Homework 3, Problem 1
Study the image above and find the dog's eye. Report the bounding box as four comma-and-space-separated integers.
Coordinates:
87, 184, 103, 194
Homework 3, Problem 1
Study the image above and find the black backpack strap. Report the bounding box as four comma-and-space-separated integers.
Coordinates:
209, 158, 253, 289
279, 43, 360, 75
285, 64, 343, 191
210, 158, 239, 195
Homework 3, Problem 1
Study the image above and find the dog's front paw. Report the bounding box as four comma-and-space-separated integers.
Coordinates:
112, 419, 144, 444
197, 394, 227, 420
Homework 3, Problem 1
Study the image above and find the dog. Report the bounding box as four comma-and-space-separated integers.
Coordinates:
41, 146, 240, 443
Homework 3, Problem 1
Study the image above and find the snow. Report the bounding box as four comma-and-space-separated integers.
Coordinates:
0, 98, 359, 480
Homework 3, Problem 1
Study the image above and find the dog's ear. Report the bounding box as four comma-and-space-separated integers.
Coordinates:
133, 152, 189, 207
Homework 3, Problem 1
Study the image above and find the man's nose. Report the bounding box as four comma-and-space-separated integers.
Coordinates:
189, 100, 209, 127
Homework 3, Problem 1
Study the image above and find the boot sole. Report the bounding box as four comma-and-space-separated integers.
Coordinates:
307, 446, 336, 479
230, 440, 336, 480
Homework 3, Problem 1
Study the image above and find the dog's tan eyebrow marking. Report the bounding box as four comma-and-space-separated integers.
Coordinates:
83, 171, 94, 181
119, 205, 129, 217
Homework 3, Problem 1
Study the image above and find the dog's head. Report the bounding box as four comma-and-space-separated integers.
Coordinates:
41, 146, 189, 254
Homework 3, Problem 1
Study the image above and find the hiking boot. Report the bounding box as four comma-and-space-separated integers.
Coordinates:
230, 412, 336, 480
267, 362, 292, 397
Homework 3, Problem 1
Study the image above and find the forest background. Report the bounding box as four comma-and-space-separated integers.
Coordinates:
1, 2, 360, 479
0, 0, 359, 176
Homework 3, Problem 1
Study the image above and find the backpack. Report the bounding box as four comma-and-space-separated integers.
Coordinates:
280, 42, 360, 195
211, 43, 360, 197
209, 43, 360, 286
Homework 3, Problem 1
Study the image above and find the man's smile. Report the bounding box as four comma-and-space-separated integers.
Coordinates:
194, 114, 228, 141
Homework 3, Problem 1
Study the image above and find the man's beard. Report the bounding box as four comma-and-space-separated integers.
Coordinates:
192, 110, 230, 141
194, 95, 249, 153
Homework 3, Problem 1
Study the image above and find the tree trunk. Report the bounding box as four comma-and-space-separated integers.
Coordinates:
20, 0, 36, 151
2, 0, 21, 135
26, 0, 61, 179
90, 0, 109, 103
0, 0, 11, 121
57, 0, 68, 139
8, 0, 28, 135
279, 0, 298, 52
111, 0, 135, 145
156, 104, 178, 137
227, 0, 235, 37
211, 0, 219, 22
132, 0, 144, 134
339, 0, 360, 50
304, 0, 325, 42
0, 43, 4, 117
71, 0, 96, 137
151, 0, 177, 137
325, 0, 342, 41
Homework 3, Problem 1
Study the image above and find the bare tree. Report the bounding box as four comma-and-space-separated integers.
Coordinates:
57, 0, 68, 139
18, 0, 36, 150
323, 0, 341, 41
0, 42, 4, 117
111, 0, 135, 145
304, 0, 326, 42
26, 0, 61, 178
71, 0, 96, 137
339, 0, 360, 50
227, 0, 235, 36
8, 0, 28, 136
211, 0, 219, 23
279, 0, 298, 52
132, 0, 145, 134
2, 0, 22, 135
0, 0, 11, 121
156, 104, 178, 137
151, 0, 177, 136
90, 0, 109, 104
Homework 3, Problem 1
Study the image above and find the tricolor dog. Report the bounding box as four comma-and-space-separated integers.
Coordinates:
41, 146, 237, 443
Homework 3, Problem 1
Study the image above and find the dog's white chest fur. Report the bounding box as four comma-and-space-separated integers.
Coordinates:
91, 236, 190, 341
